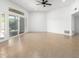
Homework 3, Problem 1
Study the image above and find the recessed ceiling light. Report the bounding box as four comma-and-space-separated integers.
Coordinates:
62, 0, 66, 2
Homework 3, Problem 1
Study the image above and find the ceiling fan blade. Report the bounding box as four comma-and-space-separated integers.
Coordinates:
46, 3, 52, 5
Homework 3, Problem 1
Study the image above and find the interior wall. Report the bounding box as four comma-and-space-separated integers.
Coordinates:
47, 7, 72, 35
27, 5, 77, 35
28, 12, 47, 32
0, 0, 9, 14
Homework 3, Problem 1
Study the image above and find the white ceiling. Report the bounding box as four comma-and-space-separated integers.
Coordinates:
10, 0, 76, 12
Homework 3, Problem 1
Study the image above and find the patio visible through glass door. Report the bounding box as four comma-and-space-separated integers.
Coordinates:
9, 15, 18, 37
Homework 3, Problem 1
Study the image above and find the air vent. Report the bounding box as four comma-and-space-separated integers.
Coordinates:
64, 30, 70, 34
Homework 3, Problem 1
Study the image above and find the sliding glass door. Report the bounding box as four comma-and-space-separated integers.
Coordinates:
9, 15, 25, 37
0, 14, 5, 39
9, 15, 18, 37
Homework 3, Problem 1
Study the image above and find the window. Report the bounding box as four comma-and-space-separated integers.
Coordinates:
0, 14, 5, 39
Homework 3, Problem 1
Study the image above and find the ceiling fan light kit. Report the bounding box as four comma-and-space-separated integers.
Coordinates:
36, 0, 52, 7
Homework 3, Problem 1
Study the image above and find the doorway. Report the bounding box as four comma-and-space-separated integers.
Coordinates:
72, 12, 79, 36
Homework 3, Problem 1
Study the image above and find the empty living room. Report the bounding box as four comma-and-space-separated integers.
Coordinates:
0, 0, 79, 58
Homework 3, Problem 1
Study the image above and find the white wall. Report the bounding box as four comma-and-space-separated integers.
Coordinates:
28, 12, 47, 32
27, 4, 77, 35
47, 7, 72, 35
0, 0, 9, 14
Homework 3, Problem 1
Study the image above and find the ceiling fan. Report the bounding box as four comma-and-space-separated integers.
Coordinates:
36, 0, 52, 7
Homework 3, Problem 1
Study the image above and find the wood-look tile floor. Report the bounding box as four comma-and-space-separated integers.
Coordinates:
0, 33, 79, 58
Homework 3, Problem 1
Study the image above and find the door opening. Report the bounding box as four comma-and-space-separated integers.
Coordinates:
72, 12, 79, 36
